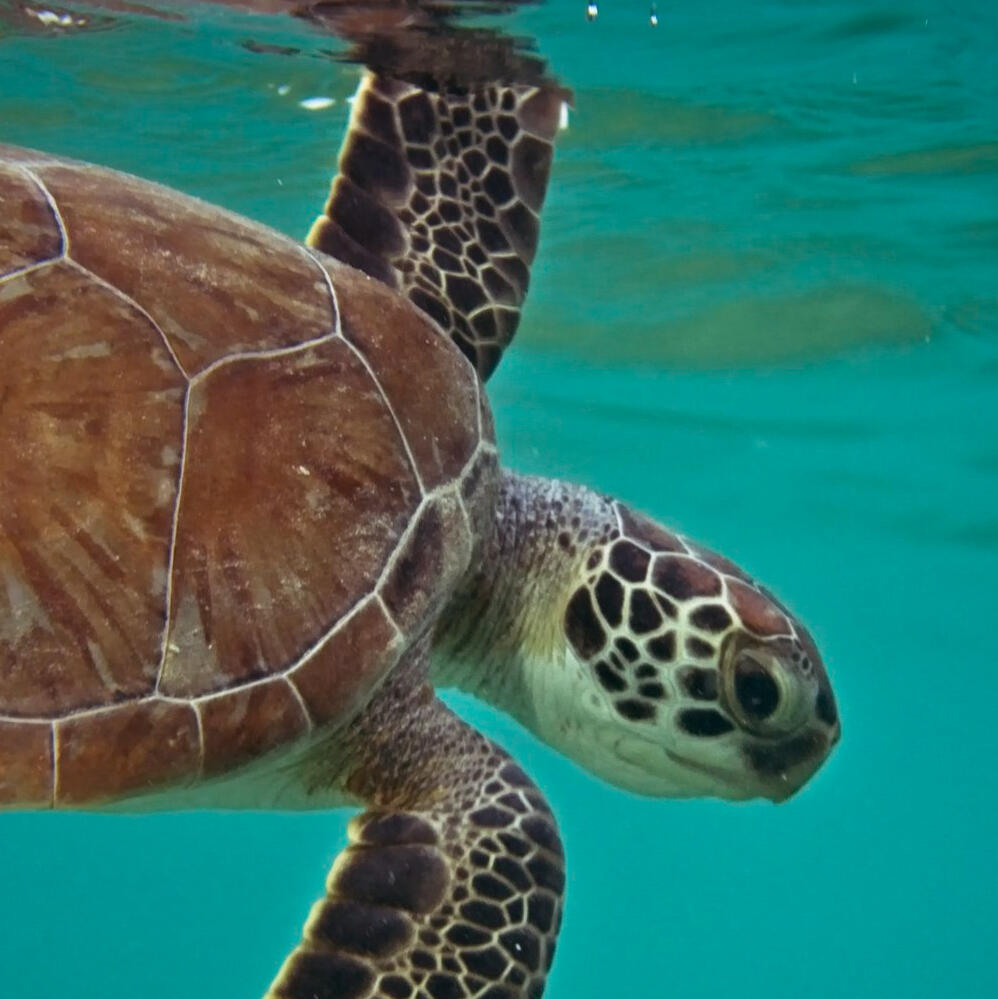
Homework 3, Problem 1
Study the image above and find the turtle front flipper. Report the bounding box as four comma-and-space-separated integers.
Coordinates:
266, 644, 564, 999
307, 38, 566, 380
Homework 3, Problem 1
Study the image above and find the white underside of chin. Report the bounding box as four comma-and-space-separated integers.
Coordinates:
523, 648, 762, 802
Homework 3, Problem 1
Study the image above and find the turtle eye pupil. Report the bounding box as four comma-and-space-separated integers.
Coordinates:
734, 655, 780, 721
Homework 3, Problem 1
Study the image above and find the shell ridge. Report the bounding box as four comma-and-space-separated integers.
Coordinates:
152, 381, 192, 695
16, 164, 68, 260
280, 675, 315, 733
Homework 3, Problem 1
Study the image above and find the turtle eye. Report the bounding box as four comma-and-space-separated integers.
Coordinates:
722, 642, 806, 736
733, 652, 780, 722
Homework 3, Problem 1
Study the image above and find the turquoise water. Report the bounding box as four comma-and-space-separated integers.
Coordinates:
2, 1, 997, 996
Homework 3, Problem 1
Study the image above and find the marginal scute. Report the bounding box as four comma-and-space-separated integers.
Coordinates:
199, 679, 309, 777
56, 699, 199, 805
0, 162, 62, 274
33, 162, 335, 375
289, 600, 401, 726
0, 721, 52, 806
382, 492, 471, 635
331, 257, 480, 489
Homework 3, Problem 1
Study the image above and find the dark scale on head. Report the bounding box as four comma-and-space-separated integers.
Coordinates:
654, 591, 678, 619
689, 603, 733, 633
615, 698, 656, 722
614, 636, 639, 662
609, 539, 650, 582
637, 681, 666, 700
653, 555, 722, 600
680, 667, 719, 701
679, 709, 735, 737
564, 588, 606, 658
594, 573, 624, 628
647, 631, 676, 662
628, 589, 662, 634
635, 662, 657, 680
685, 636, 715, 659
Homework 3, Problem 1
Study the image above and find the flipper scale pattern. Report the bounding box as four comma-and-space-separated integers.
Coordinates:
308, 73, 563, 380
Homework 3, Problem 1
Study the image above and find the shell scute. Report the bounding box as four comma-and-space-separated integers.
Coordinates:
199, 679, 309, 778
0, 161, 62, 273
0, 721, 52, 806
0, 150, 487, 806
56, 699, 200, 806
288, 599, 402, 727
0, 262, 183, 717
333, 260, 481, 491
32, 162, 336, 376
158, 337, 420, 699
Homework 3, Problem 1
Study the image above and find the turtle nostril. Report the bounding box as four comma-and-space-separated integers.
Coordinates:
734, 655, 780, 721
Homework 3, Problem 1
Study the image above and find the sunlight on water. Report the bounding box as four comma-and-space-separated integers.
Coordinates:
1, 1, 996, 997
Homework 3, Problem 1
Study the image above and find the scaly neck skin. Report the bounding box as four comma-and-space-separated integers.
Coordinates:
433, 470, 618, 732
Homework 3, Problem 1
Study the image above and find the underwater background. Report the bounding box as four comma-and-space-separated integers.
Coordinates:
1, 0, 996, 996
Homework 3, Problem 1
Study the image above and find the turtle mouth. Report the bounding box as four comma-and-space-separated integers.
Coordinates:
740, 727, 832, 801
611, 733, 770, 801
661, 746, 799, 802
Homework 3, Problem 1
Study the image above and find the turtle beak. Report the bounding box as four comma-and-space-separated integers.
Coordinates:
744, 726, 838, 803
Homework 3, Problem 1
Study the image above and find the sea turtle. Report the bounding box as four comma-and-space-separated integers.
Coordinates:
0, 45, 839, 999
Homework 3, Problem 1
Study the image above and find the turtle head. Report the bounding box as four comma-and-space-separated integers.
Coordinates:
551, 502, 839, 803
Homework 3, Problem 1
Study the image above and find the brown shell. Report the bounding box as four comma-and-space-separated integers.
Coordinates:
0, 145, 497, 807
